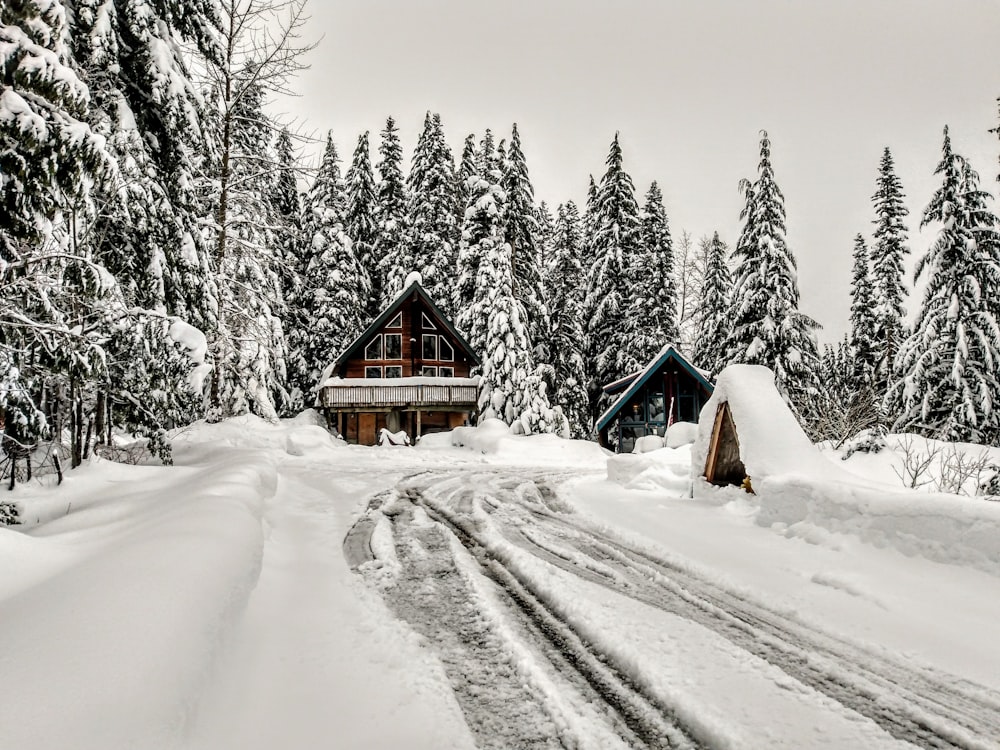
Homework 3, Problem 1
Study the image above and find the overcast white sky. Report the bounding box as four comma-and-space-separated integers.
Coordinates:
275, 0, 999, 345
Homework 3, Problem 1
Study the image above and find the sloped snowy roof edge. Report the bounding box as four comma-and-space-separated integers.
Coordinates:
596, 344, 713, 432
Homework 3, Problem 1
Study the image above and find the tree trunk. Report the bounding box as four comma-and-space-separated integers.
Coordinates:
95, 391, 106, 445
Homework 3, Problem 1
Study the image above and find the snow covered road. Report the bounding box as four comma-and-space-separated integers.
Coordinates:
5, 416, 1000, 749
352, 465, 1000, 750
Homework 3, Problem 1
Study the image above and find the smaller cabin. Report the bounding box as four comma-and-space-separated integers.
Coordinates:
596, 345, 714, 453
315, 279, 480, 445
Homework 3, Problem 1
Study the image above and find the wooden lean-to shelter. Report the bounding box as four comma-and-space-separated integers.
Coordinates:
702, 401, 749, 489
315, 279, 480, 445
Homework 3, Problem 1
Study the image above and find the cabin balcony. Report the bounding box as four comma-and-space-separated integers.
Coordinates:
317, 377, 480, 410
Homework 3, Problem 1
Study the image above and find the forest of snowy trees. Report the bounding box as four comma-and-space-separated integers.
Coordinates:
3, 1, 1000, 472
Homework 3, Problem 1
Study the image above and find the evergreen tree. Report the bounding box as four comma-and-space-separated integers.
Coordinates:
374, 116, 408, 305
870, 147, 910, 403
692, 232, 732, 374
405, 112, 458, 310
455, 133, 478, 219
547, 202, 591, 437
535, 201, 556, 274
345, 131, 378, 314
891, 128, 1000, 444
585, 134, 643, 416
1, 0, 110, 448
725, 131, 821, 412
206, 80, 289, 420
455, 144, 506, 355
287, 133, 365, 398
627, 181, 678, 363
502, 124, 548, 357
849, 233, 879, 390
271, 127, 303, 311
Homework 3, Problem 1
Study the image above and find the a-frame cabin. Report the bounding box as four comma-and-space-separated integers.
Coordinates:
315, 279, 481, 445
596, 344, 714, 453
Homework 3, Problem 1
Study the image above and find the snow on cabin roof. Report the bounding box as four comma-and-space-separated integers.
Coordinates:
596, 344, 713, 432
319, 280, 481, 385
319, 376, 480, 389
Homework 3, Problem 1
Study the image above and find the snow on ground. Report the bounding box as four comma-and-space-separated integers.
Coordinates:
0, 413, 475, 750
2, 405, 1000, 748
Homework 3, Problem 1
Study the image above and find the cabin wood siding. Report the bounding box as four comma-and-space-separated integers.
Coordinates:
340, 294, 473, 379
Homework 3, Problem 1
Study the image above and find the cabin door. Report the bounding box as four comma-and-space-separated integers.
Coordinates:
359, 413, 377, 446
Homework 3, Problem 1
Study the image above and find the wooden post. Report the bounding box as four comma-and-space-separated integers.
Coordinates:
416, 410, 422, 440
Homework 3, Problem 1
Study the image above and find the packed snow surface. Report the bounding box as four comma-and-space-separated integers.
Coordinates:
1, 407, 999, 748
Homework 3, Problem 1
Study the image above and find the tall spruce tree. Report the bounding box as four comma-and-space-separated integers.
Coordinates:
870, 147, 910, 406
345, 131, 378, 315
374, 116, 408, 305
726, 131, 820, 412
547, 202, 591, 437
692, 232, 732, 374
1, 0, 110, 448
502, 124, 548, 356
271, 127, 302, 309
627, 181, 678, 363
456, 133, 478, 220
849, 234, 879, 391
585, 134, 643, 416
891, 128, 1000, 444
455, 144, 506, 355
287, 134, 367, 399
405, 112, 458, 310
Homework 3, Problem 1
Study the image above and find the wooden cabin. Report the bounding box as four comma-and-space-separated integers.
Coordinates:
315, 279, 481, 445
596, 344, 714, 453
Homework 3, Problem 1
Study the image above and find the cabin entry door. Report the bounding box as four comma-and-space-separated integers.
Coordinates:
359, 413, 377, 446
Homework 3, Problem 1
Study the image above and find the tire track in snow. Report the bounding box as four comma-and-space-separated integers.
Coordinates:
466, 472, 1000, 750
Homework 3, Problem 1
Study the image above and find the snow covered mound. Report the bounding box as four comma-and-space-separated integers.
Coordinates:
173, 410, 344, 459
285, 425, 345, 456
632, 434, 665, 453
665, 421, 698, 448
608, 445, 693, 494
693, 365, 1000, 576
440, 419, 610, 468
0, 454, 274, 749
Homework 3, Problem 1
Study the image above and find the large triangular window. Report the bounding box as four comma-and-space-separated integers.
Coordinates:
421, 312, 437, 330
387, 312, 402, 329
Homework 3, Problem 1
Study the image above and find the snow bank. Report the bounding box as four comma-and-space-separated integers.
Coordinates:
173, 410, 344, 459
608, 445, 693, 494
694, 365, 1000, 576
444, 418, 610, 468
0, 454, 275, 749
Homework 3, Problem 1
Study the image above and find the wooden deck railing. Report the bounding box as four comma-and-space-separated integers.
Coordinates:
320, 384, 479, 408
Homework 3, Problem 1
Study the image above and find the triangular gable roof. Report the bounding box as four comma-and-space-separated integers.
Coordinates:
596, 343, 714, 432
328, 280, 481, 373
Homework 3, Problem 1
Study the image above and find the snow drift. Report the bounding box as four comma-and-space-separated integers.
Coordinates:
693, 365, 1000, 576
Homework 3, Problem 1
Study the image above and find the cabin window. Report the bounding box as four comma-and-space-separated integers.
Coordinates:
364, 366, 382, 378
384, 334, 402, 359
422, 366, 437, 377
438, 337, 454, 361
624, 395, 645, 422
385, 365, 402, 378
648, 392, 667, 423
387, 312, 402, 328
421, 312, 436, 330
438, 366, 454, 378
422, 334, 438, 360
364, 336, 382, 360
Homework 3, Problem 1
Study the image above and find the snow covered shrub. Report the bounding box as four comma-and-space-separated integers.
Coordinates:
841, 428, 886, 460
0, 501, 20, 526
978, 465, 1000, 500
